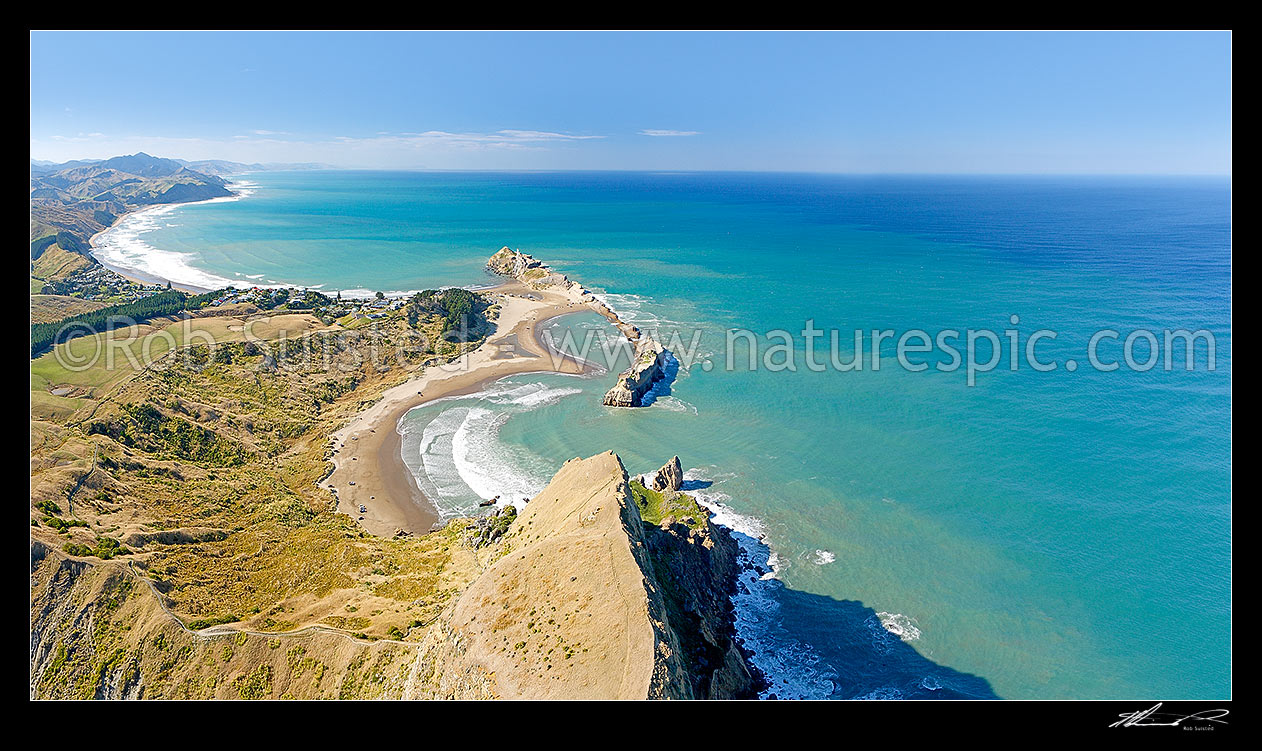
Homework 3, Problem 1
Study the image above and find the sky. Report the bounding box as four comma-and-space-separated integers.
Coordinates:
29, 31, 1231, 174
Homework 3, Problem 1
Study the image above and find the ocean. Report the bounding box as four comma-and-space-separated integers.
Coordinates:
94, 170, 1232, 699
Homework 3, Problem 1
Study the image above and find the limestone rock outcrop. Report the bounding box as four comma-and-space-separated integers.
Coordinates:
486, 246, 575, 291
602, 336, 670, 407
649, 456, 684, 493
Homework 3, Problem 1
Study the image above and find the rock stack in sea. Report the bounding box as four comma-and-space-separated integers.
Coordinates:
601, 335, 669, 408
648, 456, 684, 493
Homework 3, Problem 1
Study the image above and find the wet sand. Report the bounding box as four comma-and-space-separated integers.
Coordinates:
323, 281, 597, 536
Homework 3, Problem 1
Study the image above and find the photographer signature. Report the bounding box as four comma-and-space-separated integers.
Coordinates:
1110, 703, 1229, 728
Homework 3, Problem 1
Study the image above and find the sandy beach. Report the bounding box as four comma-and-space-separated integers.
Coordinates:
323, 279, 600, 536
86, 181, 257, 294
86, 204, 208, 293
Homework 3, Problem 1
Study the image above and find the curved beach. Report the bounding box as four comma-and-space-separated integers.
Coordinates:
87, 179, 259, 293
323, 279, 600, 536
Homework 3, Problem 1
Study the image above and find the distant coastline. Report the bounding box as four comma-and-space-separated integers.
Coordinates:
88, 204, 211, 293
86, 179, 259, 294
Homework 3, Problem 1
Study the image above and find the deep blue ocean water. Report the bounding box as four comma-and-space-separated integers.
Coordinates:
98, 171, 1231, 698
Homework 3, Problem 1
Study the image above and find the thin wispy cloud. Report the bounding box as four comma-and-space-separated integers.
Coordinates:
30, 127, 609, 168
50, 132, 105, 141
639, 129, 700, 137
497, 130, 602, 142
335, 129, 604, 152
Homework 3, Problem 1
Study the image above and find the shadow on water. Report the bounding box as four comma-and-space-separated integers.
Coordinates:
723, 525, 999, 700
763, 587, 999, 699
637, 351, 680, 407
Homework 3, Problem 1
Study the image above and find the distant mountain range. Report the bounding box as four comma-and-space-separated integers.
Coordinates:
30, 153, 266, 285
30, 152, 332, 289
30, 154, 329, 177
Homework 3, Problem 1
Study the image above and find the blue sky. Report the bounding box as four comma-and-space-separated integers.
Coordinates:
29, 31, 1231, 174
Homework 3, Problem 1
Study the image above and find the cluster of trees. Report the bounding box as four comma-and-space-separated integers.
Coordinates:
404, 288, 484, 340
63, 537, 130, 560
88, 403, 247, 467
278, 289, 335, 311
30, 289, 210, 356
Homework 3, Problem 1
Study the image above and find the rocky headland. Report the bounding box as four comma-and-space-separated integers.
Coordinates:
359, 451, 758, 699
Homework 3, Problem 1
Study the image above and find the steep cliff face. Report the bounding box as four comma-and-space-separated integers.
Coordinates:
30, 453, 754, 699
602, 337, 670, 407
642, 510, 756, 699
411, 452, 756, 699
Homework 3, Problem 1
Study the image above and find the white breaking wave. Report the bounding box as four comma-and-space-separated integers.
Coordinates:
92, 204, 247, 290
854, 687, 904, 700
452, 407, 547, 505
864, 611, 922, 658
223, 178, 259, 199
399, 379, 585, 516
91, 178, 268, 290
812, 549, 836, 565
481, 381, 583, 409
685, 468, 838, 699
412, 406, 477, 517
877, 612, 922, 642
652, 396, 698, 415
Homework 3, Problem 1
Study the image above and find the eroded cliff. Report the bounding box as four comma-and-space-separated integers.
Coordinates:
413, 451, 756, 699
31, 453, 755, 699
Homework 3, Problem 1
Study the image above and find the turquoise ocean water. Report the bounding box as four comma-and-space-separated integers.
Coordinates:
96, 171, 1231, 699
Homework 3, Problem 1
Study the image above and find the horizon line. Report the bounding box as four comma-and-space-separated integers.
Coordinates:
29, 157, 1232, 180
